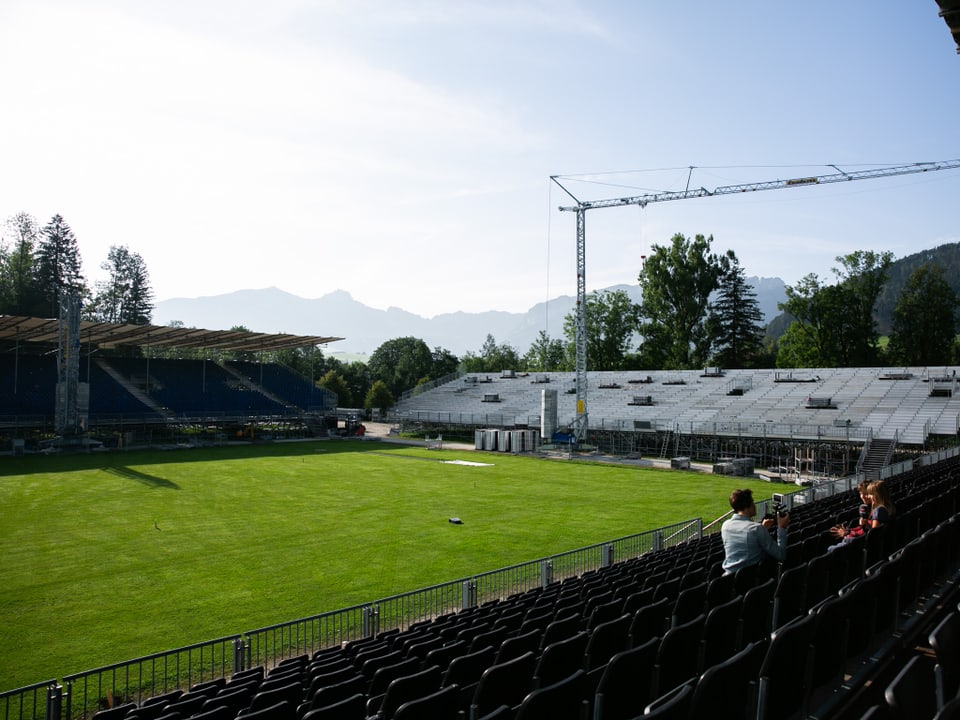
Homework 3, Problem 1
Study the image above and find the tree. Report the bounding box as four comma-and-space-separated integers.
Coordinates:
318, 370, 352, 408
886, 264, 959, 366
832, 250, 894, 366
562, 289, 639, 370
775, 319, 821, 368
365, 379, 395, 413
33, 214, 86, 316
462, 334, 521, 373
523, 330, 568, 372
341, 360, 372, 410
777, 250, 894, 368
638, 233, 724, 369
431, 346, 460, 378
88, 245, 154, 324
368, 336, 433, 397
707, 251, 766, 368
0, 212, 40, 315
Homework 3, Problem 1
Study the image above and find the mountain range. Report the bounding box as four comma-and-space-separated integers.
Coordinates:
153, 278, 789, 358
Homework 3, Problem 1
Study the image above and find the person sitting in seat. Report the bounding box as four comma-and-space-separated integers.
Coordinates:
721, 488, 790, 575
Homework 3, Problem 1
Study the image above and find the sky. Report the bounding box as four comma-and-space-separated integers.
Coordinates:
1, 0, 959, 320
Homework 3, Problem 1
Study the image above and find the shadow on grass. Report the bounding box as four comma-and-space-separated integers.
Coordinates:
0, 439, 414, 476
101, 466, 181, 489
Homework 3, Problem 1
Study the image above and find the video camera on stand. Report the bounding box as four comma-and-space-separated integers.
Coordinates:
763, 492, 789, 521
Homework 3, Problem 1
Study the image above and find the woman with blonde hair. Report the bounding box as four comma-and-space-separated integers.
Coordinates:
866, 480, 895, 528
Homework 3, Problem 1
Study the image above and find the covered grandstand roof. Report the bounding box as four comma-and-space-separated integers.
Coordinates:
937, 0, 960, 53
0, 315, 343, 353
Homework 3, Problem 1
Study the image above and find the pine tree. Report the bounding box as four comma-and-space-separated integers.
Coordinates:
33, 214, 86, 317
708, 251, 766, 368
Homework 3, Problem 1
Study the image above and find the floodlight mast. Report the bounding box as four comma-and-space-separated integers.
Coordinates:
552, 159, 960, 445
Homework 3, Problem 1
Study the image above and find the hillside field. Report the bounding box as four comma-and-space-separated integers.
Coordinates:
0, 440, 787, 690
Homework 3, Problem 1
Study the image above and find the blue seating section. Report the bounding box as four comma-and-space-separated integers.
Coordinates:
0, 355, 321, 418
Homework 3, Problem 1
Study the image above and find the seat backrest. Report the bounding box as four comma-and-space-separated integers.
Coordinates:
701, 594, 742, 672
534, 631, 589, 688
757, 613, 816, 720
689, 639, 768, 720
442, 644, 495, 688
392, 684, 460, 720
584, 614, 632, 672
368, 657, 420, 697
470, 651, 537, 719
300, 693, 366, 720
643, 682, 694, 720
593, 636, 658, 720
424, 639, 467, 672
514, 669, 588, 720
629, 597, 670, 647
378, 664, 442, 720
494, 628, 541, 665
930, 611, 960, 708
655, 614, 705, 697
884, 654, 938, 720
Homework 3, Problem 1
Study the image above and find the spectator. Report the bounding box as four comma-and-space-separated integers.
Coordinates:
721, 488, 790, 575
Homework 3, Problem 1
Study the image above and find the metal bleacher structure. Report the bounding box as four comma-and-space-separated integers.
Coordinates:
395, 366, 960, 474
0, 314, 343, 448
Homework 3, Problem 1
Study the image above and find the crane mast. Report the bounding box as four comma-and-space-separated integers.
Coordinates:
552, 159, 960, 445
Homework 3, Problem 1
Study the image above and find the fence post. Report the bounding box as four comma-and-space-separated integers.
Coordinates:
362, 605, 379, 639
461, 580, 478, 611
46, 684, 63, 720
541, 560, 554, 589
652, 530, 663, 553
232, 638, 247, 674
602, 543, 615, 568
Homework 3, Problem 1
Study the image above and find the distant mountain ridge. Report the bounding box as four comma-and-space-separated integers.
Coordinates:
154, 278, 789, 357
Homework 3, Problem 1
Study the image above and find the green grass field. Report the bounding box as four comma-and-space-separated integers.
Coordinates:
0, 440, 787, 690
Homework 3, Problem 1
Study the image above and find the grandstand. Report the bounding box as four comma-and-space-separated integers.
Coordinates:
0, 314, 342, 450
396, 366, 960, 477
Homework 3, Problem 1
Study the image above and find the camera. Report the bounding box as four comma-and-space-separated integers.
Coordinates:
763, 493, 788, 521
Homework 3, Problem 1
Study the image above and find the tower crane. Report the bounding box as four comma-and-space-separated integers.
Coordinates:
551, 158, 960, 444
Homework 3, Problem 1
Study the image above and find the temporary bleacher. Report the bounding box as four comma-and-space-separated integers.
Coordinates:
397, 366, 960, 444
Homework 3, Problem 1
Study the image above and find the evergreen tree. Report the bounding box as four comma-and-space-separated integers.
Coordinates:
89, 245, 154, 324
33, 214, 86, 316
0, 212, 40, 315
707, 251, 766, 368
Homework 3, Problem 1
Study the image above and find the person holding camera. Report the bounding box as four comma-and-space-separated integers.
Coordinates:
721, 488, 790, 575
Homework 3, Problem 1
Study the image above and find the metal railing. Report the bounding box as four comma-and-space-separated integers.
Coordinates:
59, 636, 241, 720
395, 410, 878, 444
237, 518, 702, 671
1, 680, 57, 720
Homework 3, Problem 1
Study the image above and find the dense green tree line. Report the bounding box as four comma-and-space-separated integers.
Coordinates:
1, 212, 153, 323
